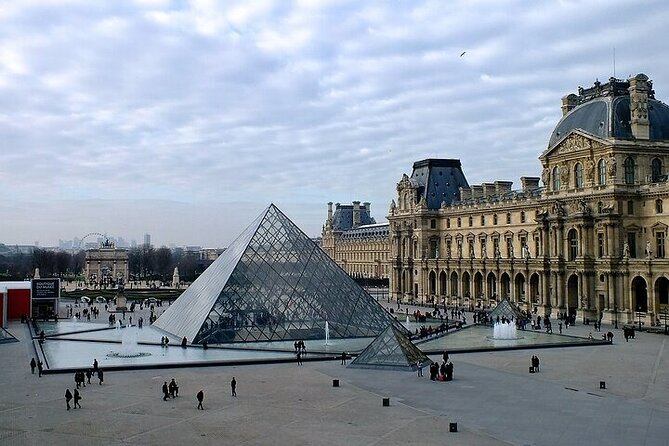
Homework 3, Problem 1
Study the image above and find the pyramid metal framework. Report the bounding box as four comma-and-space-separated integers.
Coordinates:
349, 324, 428, 371
154, 204, 394, 344
489, 298, 529, 323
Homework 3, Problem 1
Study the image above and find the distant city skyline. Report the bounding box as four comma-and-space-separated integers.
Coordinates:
1, 1, 668, 247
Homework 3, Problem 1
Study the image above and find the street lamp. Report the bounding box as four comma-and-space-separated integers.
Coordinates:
637, 305, 643, 331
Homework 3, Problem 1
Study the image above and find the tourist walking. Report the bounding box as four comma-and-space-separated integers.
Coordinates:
417, 361, 423, 377
37, 360, 43, 377
65, 389, 72, 410
196, 390, 205, 410
86, 369, 92, 384
296, 351, 302, 365
73, 389, 82, 409
341, 351, 347, 365
231, 377, 237, 397
93, 359, 98, 373
162, 381, 170, 401
30, 358, 36, 374
169, 378, 179, 398
98, 369, 104, 385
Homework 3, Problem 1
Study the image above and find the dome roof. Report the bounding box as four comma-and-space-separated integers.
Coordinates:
548, 75, 669, 148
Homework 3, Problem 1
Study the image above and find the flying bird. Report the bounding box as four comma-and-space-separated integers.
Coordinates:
460, 51, 466, 57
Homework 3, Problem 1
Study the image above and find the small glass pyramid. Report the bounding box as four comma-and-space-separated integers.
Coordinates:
155, 204, 394, 344
349, 324, 428, 371
489, 298, 529, 323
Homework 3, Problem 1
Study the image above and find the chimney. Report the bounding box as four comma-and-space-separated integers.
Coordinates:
352, 201, 361, 228
459, 187, 472, 201
520, 177, 540, 192
482, 183, 496, 197
561, 94, 579, 116
363, 202, 371, 218
327, 202, 333, 221
494, 181, 513, 195
629, 73, 650, 140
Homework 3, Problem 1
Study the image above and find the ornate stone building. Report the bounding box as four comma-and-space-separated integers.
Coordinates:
388, 73, 669, 326
321, 201, 390, 279
85, 239, 129, 287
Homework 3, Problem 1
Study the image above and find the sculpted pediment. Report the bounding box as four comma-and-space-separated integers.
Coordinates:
540, 130, 606, 162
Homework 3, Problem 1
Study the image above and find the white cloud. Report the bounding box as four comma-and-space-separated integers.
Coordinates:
0, 0, 668, 246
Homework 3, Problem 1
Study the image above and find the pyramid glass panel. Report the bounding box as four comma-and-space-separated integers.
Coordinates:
489, 298, 529, 323
155, 204, 394, 344
350, 324, 428, 371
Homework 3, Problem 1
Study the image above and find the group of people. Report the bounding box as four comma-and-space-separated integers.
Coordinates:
64, 359, 103, 410
29, 357, 44, 377
417, 352, 454, 382
160, 336, 171, 347
530, 355, 540, 372
162, 378, 180, 400
162, 376, 237, 410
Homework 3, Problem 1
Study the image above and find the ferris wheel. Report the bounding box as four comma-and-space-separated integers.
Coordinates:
78, 232, 108, 249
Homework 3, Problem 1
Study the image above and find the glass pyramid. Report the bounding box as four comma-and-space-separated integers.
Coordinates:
489, 298, 529, 323
349, 324, 428, 371
155, 204, 394, 344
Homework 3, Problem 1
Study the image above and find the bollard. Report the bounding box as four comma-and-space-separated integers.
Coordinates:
449, 422, 458, 432
333, 379, 339, 387
600, 381, 606, 389
382, 397, 390, 407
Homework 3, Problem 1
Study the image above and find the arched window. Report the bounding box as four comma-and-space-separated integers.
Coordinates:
493, 214, 498, 225
574, 163, 583, 188
657, 199, 664, 214
652, 158, 663, 183
624, 157, 635, 185
568, 229, 578, 261
597, 159, 607, 185
552, 166, 560, 191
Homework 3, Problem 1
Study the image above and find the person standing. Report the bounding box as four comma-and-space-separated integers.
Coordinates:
417, 361, 423, 377
37, 360, 43, 377
73, 389, 82, 409
341, 351, 347, 365
92, 359, 99, 374
162, 381, 170, 401
231, 377, 237, 397
296, 351, 302, 366
196, 389, 204, 410
30, 358, 36, 374
97, 369, 104, 385
86, 369, 92, 384
65, 389, 73, 410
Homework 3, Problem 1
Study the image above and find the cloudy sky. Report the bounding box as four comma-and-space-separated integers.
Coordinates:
1, 0, 668, 247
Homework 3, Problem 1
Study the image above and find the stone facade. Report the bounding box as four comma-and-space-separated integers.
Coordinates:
321, 202, 389, 279
389, 74, 669, 327
85, 240, 129, 287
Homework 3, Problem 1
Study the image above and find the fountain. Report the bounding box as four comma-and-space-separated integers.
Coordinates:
324, 321, 330, 345
108, 326, 151, 358
493, 321, 518, 340
71, 315, 78, 325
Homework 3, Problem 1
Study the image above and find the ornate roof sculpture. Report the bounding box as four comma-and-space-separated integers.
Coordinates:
349, 323, 428, 371
154, 204, 394, 344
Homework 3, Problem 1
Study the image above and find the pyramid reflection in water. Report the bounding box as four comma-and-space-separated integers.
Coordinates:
155, 204, 394, 344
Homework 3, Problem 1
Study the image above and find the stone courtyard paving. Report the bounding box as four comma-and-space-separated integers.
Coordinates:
2, 312, 669, 445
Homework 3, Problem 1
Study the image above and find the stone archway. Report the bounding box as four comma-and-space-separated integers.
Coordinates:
655, 277, 669, 307
462, 271, 471, 298
514, 273, 526, 302
530, 273, 540, 305
500, 273, 510, 299
632, 276, 648, 313
428, 271, 436, 296
439, 271, 447, 297
567, 274, 579, 318
474, 272, 483, 301
487, 272, 497, 300
450, 271, 458, 297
